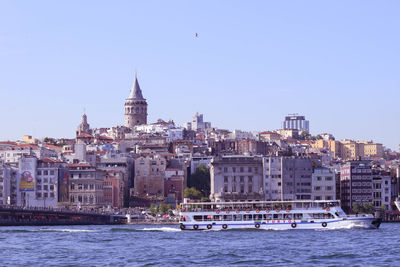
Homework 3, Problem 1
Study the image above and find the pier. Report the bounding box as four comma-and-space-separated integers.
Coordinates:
0, 206, 127, 226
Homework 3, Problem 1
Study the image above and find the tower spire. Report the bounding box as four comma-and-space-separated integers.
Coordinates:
128, 70, 144, 99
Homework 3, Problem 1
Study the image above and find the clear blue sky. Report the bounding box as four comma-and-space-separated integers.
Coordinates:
0, 1, 399, 150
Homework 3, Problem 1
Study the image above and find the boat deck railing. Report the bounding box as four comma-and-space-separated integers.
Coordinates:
179, 200, 340, 213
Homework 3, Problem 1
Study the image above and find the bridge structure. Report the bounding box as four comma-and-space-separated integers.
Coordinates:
0, 206, 127, 226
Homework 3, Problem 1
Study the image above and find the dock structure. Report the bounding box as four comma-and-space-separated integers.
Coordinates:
0, 206, 127, 226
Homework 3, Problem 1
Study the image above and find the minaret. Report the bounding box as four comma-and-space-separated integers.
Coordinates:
124, 72, 148, 128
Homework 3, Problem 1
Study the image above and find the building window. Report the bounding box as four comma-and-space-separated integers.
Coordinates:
248, 176, 253, 183
224, 176, 228, 183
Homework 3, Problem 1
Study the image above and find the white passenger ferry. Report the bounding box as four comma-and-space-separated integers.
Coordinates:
178, 200, 381, 230
395, 196, 400, 212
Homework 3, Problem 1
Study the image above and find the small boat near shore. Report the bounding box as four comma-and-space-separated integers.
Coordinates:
178, 200, 381, 230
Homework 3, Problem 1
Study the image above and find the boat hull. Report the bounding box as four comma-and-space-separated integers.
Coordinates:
180, 216, 380, 231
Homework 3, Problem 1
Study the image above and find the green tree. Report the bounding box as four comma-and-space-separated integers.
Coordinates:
166, 204, 173, 211
352, 202, 362, 214
184, 187, 203, 199
188, 164, 210, 197
160, 203, 166, 214
149, 204, 155, 215
200, 197, 211, 202
155, 205, 160, 214
363, 202, 374, 214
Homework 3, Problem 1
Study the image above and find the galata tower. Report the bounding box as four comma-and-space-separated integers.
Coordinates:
124, 72, 148, 129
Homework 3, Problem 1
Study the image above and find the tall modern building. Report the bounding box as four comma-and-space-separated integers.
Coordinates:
124, 72, 148, 129
282, 114, 309, 133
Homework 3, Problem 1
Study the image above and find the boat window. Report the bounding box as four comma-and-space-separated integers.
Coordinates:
224, 215, 233, 221
233, 214, 242, 221
273, 214, 282, 219
263, 214, 273, 220
213, 215, 222, 221
243, 214, 252, 221
255, 214, 263, 220
193, 215, 203, 221
204, 215, 212, 221
294, 213, 303, 219
283, 214, 292, 219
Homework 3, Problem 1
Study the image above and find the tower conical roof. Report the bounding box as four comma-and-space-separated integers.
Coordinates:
128, 72, 144, 99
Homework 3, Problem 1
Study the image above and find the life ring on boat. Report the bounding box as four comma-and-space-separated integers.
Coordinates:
193, 224, 199, 230
256, 209, 260, 213
225, 209, 230, 214
207, 224, 212, 230
286, 208, 291, 213
255, 223, 260, 229
245, 209, 250, 213
216, 210, 220, 214
322, 222, 327, 228
275, 208, 281, 213
222, 224, 228, 230
266, 209, 270, 213
291, 222, 297, 228
180, 224, 185, 230
235, 209, 239, 214
325, 207, 330, 212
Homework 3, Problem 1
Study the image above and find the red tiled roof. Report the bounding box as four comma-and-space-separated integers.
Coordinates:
260, 131, 277, 135
16, 144, 39, 149
0, 141, 17, 145
68, 163, 91, 167
99, 135, 113, 140
40, 158, 63, 163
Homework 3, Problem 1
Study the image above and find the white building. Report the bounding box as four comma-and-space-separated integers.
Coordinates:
282, 114, 309, 133
263, 156, 313, 201
372, 171, 391, 211
230, 130, 258, 140
185, 112, 211, 132
311, 167, 336, 200
210, 156, 264, 202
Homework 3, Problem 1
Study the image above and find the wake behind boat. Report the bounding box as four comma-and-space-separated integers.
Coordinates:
178, 200, 381, 230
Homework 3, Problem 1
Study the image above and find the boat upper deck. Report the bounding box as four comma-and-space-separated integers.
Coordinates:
179, 200, 340, 212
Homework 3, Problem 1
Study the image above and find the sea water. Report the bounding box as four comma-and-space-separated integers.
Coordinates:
0, 223, 398, 266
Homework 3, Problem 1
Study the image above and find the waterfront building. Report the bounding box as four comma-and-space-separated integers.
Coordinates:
133, 155, 166, 198
68, 163, 105, 210
263, 156, 313, 201
164, 168, 185, 204
340, 160, 373, 213
0, 164, 15, 205
104, 170, 125, 209
97, 154, 134, 207
372, 169, 391, 212
35, 158, 68, 208
311, 167, 336, 200
124, 72, 148, 129
281, 114, 309, 133
210, 155, 264, 202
